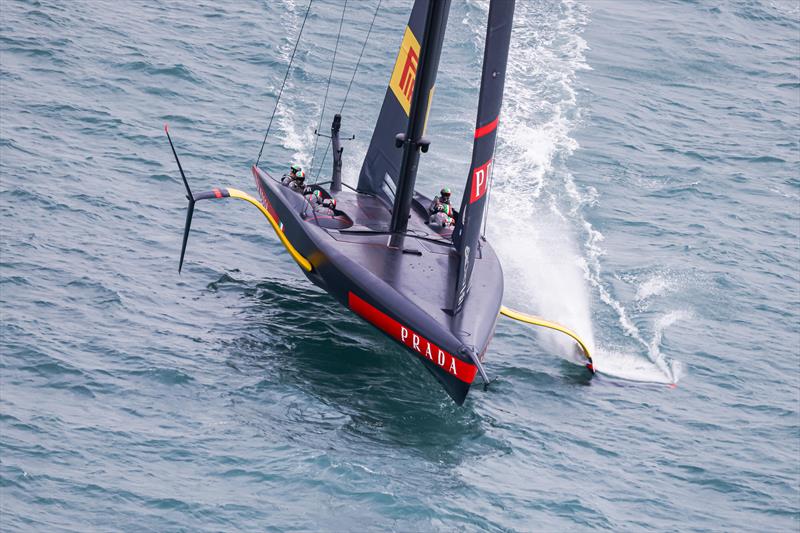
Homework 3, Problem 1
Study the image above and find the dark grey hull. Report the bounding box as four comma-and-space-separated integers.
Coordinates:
252, 165, 503, 404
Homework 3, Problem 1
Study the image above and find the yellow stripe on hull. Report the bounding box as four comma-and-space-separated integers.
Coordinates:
226, 188, 312, 272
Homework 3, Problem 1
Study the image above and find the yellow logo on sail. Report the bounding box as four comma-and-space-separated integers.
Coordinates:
389, 26, 421, 115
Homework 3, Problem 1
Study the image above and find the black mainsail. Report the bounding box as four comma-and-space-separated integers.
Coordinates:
356, 0, 446, 204
452, 0, 515, 313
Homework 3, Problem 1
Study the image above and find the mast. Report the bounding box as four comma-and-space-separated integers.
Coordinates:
452, 0, 515, 312
389, 0, 451, 246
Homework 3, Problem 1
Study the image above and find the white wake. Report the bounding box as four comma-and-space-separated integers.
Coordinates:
479, 0, 685, 384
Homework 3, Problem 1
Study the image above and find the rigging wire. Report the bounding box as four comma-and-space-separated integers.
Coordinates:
339, 0, 382, 116
308, 0, 348, 176
312, 0, 382, 181
255, 0, 313, 167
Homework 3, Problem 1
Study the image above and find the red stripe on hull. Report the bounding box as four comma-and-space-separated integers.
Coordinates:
348, 292, 478, 383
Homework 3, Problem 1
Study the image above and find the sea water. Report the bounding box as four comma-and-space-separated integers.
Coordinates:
1, 0, 798, 530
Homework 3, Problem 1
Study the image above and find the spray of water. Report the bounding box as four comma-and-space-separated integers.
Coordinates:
484, 0, 685, 384
270, 1, 321, 171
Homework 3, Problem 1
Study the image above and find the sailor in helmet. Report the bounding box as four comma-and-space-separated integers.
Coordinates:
305, 188, 319, 204
281, 163, 308, 192
429, 203, 455, 229
281, 163, 302, 185
428, 186, 452, 216
288, 170, 306, 192
306, 188, 321, 204
321, 195, 336, 210
306, 189, 338, 215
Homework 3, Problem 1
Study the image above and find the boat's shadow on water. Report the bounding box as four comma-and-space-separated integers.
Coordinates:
210, 273, 487, 461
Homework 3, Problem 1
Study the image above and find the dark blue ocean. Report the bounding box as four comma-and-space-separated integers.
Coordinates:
2, 0, 798, 530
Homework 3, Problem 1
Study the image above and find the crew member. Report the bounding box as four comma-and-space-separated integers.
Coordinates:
429, 210, 455, 230
429, 203, 454, 228
428, 186, 452, 215
319, 197, 337, 215
288, 170, 306, 192
281, 163, 302, 186
306, 190, 337, 215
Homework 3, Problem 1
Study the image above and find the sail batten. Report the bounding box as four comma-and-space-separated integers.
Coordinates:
452, 0, 515, 313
